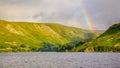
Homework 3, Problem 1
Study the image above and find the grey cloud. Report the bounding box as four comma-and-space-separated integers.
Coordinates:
82, 0, 120, 29
0, 0, 120, 30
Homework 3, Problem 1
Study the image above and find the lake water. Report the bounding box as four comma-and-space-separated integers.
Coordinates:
0, 52, 120, 68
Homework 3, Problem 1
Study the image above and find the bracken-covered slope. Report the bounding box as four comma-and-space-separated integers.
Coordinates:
0, 20, 96, 52
74, 23, 120, 52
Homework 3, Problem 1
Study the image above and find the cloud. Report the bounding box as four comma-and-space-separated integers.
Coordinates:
82, 0, 120, 29
0, 0, 120, 30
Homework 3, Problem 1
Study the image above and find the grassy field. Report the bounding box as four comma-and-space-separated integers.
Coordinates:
1, 20, 120, 52
73, 23, 120, 52
0, 20, 97, 52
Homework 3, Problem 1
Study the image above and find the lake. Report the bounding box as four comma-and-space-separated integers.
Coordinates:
0, 52, 120, 68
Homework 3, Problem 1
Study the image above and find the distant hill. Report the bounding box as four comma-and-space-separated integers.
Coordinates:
0, 20, 100, 52
74, 23, 120, 52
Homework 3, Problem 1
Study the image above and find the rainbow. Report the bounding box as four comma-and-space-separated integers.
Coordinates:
80, 0, 96, 34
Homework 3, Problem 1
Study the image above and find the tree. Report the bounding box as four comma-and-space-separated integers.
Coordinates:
39, 42, 58, 52
20, 44, 26, 48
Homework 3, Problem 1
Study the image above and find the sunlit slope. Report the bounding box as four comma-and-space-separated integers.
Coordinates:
74, 23, 120, 52
45, 23, 93, 41
0, 20, 96, 52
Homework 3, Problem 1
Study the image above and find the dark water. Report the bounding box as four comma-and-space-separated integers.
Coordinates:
0, 52, 120, 68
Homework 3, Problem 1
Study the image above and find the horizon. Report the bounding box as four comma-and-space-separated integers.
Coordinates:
0, 0, 120, 30
0, 19, 107, 31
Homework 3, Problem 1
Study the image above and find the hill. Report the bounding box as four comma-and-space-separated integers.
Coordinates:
73, 23, 120, 52
0, 20, 98, 52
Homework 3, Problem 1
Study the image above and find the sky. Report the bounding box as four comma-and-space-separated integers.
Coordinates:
0, 0, 120, 30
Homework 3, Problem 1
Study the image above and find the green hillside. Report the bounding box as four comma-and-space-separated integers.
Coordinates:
73, 23, 120, 52
0, 20, 97, 52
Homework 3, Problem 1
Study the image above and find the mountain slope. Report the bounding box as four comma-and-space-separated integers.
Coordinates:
74, 23, 120, 52
0, 20, 97, 52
